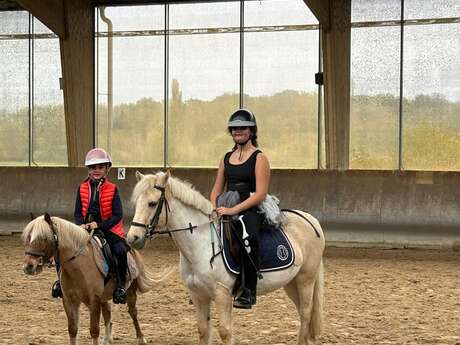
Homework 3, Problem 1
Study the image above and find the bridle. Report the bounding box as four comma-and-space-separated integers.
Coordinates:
24, 217, 59, 268
131, 185, 173, 239
25, 215, 88, 268
131, 184, 215, 240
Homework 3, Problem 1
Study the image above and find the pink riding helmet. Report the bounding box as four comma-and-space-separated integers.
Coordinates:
85, 148, 112, 167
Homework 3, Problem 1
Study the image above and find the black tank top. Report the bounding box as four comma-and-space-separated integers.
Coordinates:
224, 149, 261, 200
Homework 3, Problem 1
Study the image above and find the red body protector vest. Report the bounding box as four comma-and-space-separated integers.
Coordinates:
79, 178, 125, 239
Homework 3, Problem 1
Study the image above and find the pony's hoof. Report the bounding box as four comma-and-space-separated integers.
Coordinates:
100, 337, 113, 345
137, 336, 147, 345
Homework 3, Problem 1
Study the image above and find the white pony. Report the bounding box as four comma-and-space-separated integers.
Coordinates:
127, 171, 325, 345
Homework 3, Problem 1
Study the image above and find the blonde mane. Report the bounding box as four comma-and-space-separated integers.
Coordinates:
22, 215, 90, 252
131, 172, 213, 216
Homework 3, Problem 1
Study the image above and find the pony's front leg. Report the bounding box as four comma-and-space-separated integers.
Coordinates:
215, 284, 233, 345
100, 301, 113, 345
127, 284, 147, 345
89, 302, 101, 345
190, 291, 212, 345
63, 298, 80, 345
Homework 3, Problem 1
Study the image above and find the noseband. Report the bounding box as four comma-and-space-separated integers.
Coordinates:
131, 185, 170, 239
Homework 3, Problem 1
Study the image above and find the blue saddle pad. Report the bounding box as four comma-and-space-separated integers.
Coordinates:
221, 225, 295, 275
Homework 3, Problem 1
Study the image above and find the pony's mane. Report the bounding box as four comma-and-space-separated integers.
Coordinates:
22, 215, 90, 251
169, 177, 213, 215
131, 172, 213, 216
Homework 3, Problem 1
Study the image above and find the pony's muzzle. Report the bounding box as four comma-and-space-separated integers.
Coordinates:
23, 262, 38, 275
128, 234, 146, 250
23, 256, 43, 275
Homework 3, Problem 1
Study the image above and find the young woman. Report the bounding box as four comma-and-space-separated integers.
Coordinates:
210, 109, 270, 309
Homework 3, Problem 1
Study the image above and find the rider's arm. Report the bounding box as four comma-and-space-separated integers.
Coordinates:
97, 188, 123, 232
74, 187, 84, 225
210, 159, 226, 209
232, 153, 270, 214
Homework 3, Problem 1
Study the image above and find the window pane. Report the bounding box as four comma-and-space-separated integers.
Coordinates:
97, 5, 164, 32
32, 34, 66, 166
96, 6, 165, 167
351, 0, 401, 22
97, 36, 165, 167
403, 23, 460, 170
0, 11, 28, 34
245, 0, 318, 26
0, 12, 29, 166
33, 17, 52, 34
350, 26, 400, 169
244, 30, 319, 168
405, 0, 460, 20
168, 34, 239, 167
169, 2, 239, 30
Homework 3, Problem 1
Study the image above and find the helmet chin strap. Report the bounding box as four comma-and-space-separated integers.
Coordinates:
236, 139, 252, 160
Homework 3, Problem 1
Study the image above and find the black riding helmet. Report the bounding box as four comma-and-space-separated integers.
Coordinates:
227, 109, 259, 147
227, 109, 257, 128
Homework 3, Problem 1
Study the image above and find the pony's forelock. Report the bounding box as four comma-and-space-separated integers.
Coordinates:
131, 173, 160, 204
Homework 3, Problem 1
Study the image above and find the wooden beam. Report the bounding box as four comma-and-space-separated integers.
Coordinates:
322, 0, 351, 170
60, 0, 94, 167
303, 0, 330, 30
16, 0, 66, 38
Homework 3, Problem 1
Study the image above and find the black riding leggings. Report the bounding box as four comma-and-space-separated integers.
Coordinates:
235, 208, 262, 292
110, 240, 128, 286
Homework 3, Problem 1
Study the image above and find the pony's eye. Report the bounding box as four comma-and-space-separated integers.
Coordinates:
148, 201, 157, 208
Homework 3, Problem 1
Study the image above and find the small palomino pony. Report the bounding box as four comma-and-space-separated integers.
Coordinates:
22, 214, 173, 345
127, 171, 325, 345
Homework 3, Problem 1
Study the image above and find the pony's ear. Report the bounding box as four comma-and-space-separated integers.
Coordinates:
30, 212, 36, 220
136, 170, 144, 181
161, 170, 171, 186
44, 212, 52, 225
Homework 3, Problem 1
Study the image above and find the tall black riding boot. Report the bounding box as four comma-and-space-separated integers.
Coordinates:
112, 252, 128, 304
233, 249, 258, 309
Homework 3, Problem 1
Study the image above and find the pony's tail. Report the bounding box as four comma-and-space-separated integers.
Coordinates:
131, 249, 176, 293
309, 259, 324, 339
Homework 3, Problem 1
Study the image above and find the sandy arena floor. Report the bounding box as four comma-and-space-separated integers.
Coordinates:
1, 233, 460, 345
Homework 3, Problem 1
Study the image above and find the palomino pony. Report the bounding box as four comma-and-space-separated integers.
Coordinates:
22, 214, 173, 345
127, 171, 325, 345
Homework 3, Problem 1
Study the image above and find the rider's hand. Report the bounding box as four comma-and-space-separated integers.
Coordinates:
216, 206, 238, 216
87, 221, 98, 230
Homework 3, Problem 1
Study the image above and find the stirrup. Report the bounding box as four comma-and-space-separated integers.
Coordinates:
51, 280, 63, 298
233, 289, 256, 309
113, 287, 127, 304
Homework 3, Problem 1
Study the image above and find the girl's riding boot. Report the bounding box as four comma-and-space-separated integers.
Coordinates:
51, 280, 63, 298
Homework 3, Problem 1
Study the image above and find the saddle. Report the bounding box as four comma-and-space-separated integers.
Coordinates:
91, 236, 139, 288
220, 218, 295, 275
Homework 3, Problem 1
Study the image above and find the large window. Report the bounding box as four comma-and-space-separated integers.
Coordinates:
244, 0, 319, 168
0, 11, 66, 166
95, 0, 320, 168
351, 0, 460, 171
168, 2, 240, 167
96, 6, 165, 167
